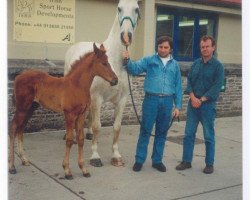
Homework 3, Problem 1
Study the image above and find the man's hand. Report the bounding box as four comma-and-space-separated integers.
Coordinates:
172, 108, 180, 118
122, 50, 130, 66
123, 51, 130, 60
190, 93, 202, 108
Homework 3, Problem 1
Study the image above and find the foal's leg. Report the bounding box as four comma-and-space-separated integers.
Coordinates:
111, 96, 127, 167
85, 110, 93, 140
9, 110, 30, 174
9, 115, 19, 174
17, 133, 30, 166
90, 97, 103, 167
17, 102, 39, 166
62, 113, 76, 179
75, 114, 90, 177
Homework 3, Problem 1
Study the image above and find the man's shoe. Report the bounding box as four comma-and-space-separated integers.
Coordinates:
152, 163, 166, 172
133, 162, 142, 172
175, 161, 192, 171
203, 165, 214, 174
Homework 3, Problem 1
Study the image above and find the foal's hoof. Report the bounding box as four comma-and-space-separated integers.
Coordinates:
85, 133, 93, 140
22, 160, 30, 166
90, 158, 103, 167
83, 172, 91, 178
9, 168, 17, 174
65, 174, 73, 180
111, 157, 124, 167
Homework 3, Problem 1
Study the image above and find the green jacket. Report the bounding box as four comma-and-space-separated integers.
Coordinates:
185, 56, 224, 102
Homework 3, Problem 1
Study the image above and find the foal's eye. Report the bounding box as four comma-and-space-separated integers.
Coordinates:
102, 62, 108, 67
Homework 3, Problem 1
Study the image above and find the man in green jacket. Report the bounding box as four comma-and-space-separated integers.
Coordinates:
176, 35, 224, 174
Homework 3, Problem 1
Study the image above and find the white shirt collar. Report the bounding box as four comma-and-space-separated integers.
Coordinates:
158, 54, 171, 65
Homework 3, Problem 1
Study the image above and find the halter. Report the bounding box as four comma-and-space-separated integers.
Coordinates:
119, 16, 138, 29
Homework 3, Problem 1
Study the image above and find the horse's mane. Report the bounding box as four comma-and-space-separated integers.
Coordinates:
66, 52, 94, 77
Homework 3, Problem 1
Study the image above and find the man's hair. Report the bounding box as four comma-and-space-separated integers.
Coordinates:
200, 35, 216, 47
156, 36, 173, 49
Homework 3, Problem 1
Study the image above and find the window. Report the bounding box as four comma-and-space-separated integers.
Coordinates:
156, 7, 217, 61
177, 16, 195, 58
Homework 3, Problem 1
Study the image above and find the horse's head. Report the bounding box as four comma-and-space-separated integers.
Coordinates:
117, 0, 140, 46
93, 43, 118, 86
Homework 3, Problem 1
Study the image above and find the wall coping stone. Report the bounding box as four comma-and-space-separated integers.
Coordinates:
8, 59, 242, 80
8, 59, 64, 80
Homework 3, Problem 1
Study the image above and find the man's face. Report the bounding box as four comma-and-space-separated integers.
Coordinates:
200, 39, 215, 58
157, 41, 171, 58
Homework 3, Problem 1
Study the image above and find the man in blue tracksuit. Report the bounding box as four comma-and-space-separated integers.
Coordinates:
123, 36, 182, 172
176, 35, 224, 174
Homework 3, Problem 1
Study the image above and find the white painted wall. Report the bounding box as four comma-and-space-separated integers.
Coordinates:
217, 14, 242, 64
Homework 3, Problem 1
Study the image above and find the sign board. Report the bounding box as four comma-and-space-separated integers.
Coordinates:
13, 0, 75, 44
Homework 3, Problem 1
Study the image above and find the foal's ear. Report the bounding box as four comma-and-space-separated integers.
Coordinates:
93, 43, 100, 56
99, 44, 106, 55
100, 44, 105, 51
93, 43, 105, 57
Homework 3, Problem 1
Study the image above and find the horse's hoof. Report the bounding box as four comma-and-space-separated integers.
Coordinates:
65, 174, 73, 180
85, 133, 93, 140
83, 172, 91, 177
90, 158, 103, 167
111, 157, 124, 167
9, 168, 17, 174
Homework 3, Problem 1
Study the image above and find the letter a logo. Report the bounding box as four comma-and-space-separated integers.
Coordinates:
62, 34, 71, 41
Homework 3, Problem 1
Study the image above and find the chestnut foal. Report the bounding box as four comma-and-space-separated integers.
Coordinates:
9, 43, 118, 179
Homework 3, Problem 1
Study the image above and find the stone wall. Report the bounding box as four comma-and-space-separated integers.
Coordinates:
8, 59, 242, 132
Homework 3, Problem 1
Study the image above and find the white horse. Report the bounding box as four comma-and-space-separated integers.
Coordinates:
64, 0, 140, 167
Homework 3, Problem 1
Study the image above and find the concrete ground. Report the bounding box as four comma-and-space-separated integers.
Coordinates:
9, 116, 242, 200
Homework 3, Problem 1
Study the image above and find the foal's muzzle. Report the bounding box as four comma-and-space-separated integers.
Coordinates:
110, 78, 118, 86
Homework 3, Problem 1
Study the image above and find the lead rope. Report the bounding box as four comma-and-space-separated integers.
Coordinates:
123, 46, 142, 129
123, 46, 179, 137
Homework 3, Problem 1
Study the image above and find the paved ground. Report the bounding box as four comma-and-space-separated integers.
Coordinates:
9, 116, 242, 200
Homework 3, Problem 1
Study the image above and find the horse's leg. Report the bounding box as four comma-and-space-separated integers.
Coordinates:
75, 114, 90, 177
62, 113, 76, 180
17, 102, 39, 166
111, 96, 127, 167
90, 97, 103, 167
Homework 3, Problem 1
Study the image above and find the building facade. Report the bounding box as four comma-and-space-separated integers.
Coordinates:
8, 0, 242, 132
